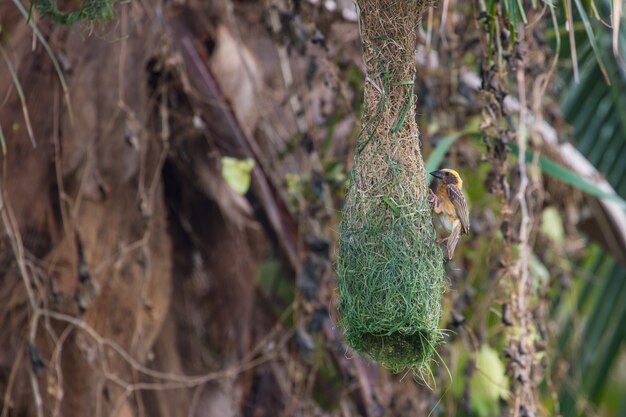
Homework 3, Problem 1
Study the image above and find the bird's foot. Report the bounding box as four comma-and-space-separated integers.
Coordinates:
436, 236, 448, 244
429, 189, 440, 209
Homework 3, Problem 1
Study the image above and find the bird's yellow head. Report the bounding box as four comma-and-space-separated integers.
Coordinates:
430, 168, 463, 189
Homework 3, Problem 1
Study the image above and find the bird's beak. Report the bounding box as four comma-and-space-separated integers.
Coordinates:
430, 170, 444, 180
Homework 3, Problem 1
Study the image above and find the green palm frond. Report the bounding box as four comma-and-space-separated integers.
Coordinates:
557, 0, 626, 415
560, 0, 626, 198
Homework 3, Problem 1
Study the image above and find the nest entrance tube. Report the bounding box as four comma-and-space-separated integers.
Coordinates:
336, 0, 445, 373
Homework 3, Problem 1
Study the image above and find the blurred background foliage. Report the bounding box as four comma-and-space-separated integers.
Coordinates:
1, 0, 625, 416
554, 1, 626, 415
253, 0, 626, 411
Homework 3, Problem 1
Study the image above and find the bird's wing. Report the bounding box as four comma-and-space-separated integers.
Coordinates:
447, 184, 470, 234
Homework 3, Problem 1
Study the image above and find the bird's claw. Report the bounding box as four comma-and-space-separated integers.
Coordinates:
429, 189, 440, 209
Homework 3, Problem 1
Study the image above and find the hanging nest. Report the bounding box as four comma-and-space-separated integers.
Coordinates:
336, 0, 445, 373
30, 0, 114, 25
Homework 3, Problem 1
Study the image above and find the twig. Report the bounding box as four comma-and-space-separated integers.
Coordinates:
515, 56, 530, 338
0, 342, 25, 417
92, 239, 146, 275
118, 5, 129, 109
11, 0, 74, 124
40, 309, 284, 386
52, 82, 72, 237
0, 187, 44, 417
0, 44, 36, 148
51, 326, 73, 417
512, 37, 536, 414
365, 76, 384, 96
187, 383, 206, 417
27, 362, 43, 417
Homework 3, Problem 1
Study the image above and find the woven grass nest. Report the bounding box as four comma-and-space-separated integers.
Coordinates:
337, 0, 445, 373
31, 0, 113, 25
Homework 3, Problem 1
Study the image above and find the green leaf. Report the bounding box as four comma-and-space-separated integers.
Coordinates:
427, 133, 626, 207
470, 345, 509, 417
424, 132, 463, 180
286, 173, 302, 201
541, 207, 565, 245
510, 144, 626, 208
529, 252, 550, 291
451, 346, 470, 398
221, 157, 255, 195
572, 0, 610, 84
383, 195, 400, 217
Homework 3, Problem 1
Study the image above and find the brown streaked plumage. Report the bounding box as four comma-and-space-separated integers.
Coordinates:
429, 168, 470, 259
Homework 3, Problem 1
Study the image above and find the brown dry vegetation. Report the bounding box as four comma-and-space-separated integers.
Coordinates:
0, 1, 433, 416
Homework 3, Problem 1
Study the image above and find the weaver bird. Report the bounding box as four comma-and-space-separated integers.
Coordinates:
429, 169, 470, 259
